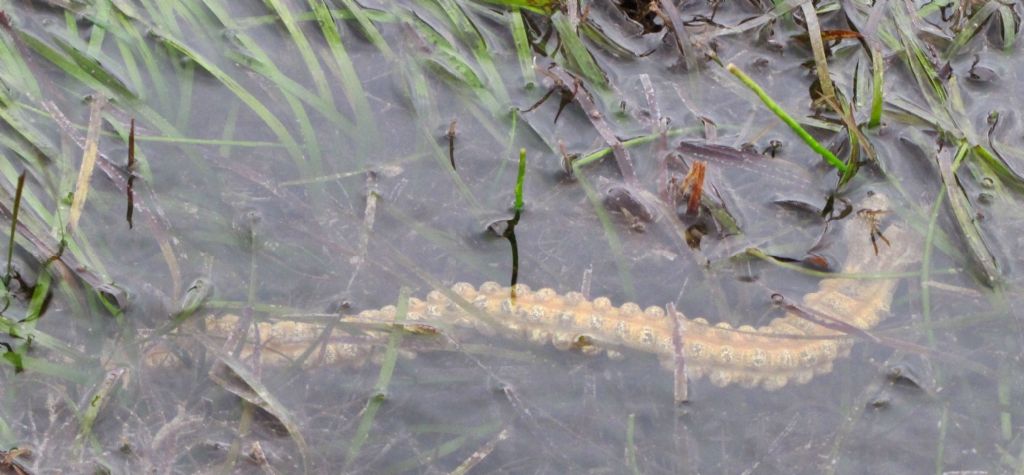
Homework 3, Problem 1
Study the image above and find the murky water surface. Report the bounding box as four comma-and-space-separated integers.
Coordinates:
0, 1, 1022, 473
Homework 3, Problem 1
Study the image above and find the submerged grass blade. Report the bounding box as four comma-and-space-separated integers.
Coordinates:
571, 164, 636, 301
73, 367, 126, 456
449, 427, 510, 475
869, 46, 884, 128
551, 13, 607, 90
113, 11, 171, 110
801, 2, 834, 100
945, 2, 1001, 59
936, 144, 1000, 287
344, 288, 410, 469
307, 0, 377, 140
476, 0, 552, 14
726, 63, 847, 173
0, 12, 42, 99
626, 413, 641, 475
334, 0, 395, 58
265, 0, 337, 110
51, 35, 138, 101
972, 144, 1024, 192
891, 4, 951, 125
205, 340, 310, 473
153, 31, 308, 174
400, 11, 500, 112
385, 421, 504, 475
68, 95, 107, 235
510, 8, 535, 87
996, 5, 1018, 51
4, 172, 25, 288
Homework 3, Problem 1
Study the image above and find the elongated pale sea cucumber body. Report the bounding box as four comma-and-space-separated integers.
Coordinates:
146, 194, 916, 390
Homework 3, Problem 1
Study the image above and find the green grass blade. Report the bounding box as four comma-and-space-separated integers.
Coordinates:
509, 8, 535, 87
869, 46, 884, 128
87, 0, 112, 55
936, 144, 1000, 287
726, 63, 847, 173
344, 288, 410, 469
152, 30, 309, 175
431, 0, 511, 106
333, 0, 395, 58
264, 0, 337, 110
945, 2, 1000, 59
73, 368, 126, 455
513, 148, 526, 211
307, 0, 377, 141
551, 12, 607, 90
111, 11, 172, 110
996, 5, 1018, 51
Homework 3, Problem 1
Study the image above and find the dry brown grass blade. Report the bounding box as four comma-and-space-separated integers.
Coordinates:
449, 428, 510, 475
68, 94, 107, 235
801, 3, 836, 102
43, 102, 183, 297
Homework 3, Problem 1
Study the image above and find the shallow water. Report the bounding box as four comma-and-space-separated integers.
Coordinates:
0, 1, 1022, 473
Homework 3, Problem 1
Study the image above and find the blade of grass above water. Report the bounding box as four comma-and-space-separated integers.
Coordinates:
726, 63, 848, 173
